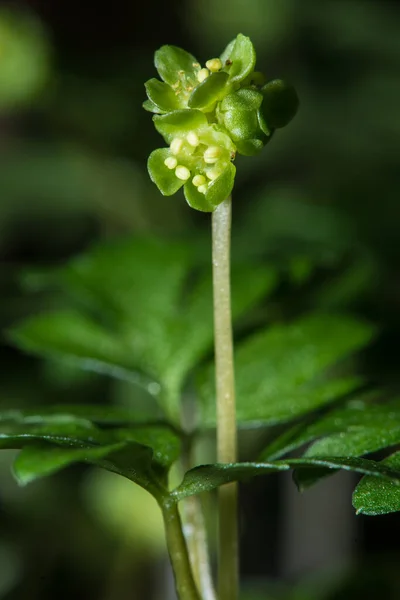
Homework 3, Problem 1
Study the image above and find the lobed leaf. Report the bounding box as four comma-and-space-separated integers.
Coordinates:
171, 456, 400, 501
10, 238, 277, 422
353, 451, 400, 515
260, 396, 400, 461
199, 314, 375, 427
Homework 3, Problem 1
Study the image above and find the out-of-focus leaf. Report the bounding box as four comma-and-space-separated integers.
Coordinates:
353, 451, 400, 515
199, 314, 375, 427
0, 410, 182, 497
0, 8, 50, 109
10, 238, 277, 422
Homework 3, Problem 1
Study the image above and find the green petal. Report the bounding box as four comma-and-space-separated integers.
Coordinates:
154, 45, 199, 86
184, 179, 215, 212
142, 99, 163, 114
225, 34, 256, 84
147, 148, 184, 196
153, 109, 208, 144
206, 162, 236, 206
220, 87, 263, 113
235, 137, 266, 156
144, 78, 182, 113
261, 79, 299, 128
188, 72, 229, 110
220, 38, 236, 66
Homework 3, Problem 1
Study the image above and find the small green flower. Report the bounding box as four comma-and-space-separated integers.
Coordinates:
144, 34, 299, 212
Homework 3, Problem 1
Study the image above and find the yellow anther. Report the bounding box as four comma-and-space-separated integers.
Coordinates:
206, 167, 221, 181
187, 132, 199, 147
198, 184, 208, 194
175, 165, 191, 181
192, 62, 201, 68
192, 174, 206, 187
170, 138, 184, 155
164, 156, 178, 170
204, 146, 222, 164
197, 68, 210, 83
206, 58, 222, 72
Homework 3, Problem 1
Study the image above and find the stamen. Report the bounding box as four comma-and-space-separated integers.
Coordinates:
197, 68, 210, 83
175, 165, 191, 181
170, 138, 184, 155
192, 174, 206, 187
206, 58, 222, 72
164, 156, 178, 169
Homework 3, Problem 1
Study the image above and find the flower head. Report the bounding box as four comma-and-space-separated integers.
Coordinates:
144, 34, 299, 212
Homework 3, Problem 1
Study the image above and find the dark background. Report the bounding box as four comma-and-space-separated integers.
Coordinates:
1, 1, 400, 598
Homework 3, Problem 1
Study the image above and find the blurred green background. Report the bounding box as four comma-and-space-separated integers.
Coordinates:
1, 0, 400, 598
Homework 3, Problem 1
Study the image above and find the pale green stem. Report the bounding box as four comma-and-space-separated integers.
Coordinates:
183, 493, 217, 600
161, 497, 202, 600
212, 196, 239, 600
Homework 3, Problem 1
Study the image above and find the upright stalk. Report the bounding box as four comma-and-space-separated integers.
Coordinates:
161, 497, 201, 600
212, 196, 238, 600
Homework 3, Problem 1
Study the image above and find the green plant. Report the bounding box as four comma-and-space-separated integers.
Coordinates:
2, 33, 400, 600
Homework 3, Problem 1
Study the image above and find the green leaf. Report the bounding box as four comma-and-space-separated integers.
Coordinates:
142, 99, 163, 114
171, 456, 400, 501
188, 72, 229, 110
154, 45, 199, 86
224, 34, 256, 84
0, 403, 166, 425
144, 78, 182, 113
0, 410, 181, 469
8, 309, 159, 393
304, 398, 400, 459
13, 442, 165, 498
10, 238, 277, 422
261, 79, 299, 128
0, 409, 181, 497
153, 109, 208, 144
289, 456, 400, 492
172, 462, 289, 500
353, 452, 400, 515
147, 148, 184, 196
199, 314, 375, 427
261, 396, 400, 461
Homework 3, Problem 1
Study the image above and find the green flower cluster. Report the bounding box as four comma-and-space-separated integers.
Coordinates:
144, 34, 299, 212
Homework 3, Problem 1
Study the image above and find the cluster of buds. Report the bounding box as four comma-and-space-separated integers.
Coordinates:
144, 34, 298, 212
